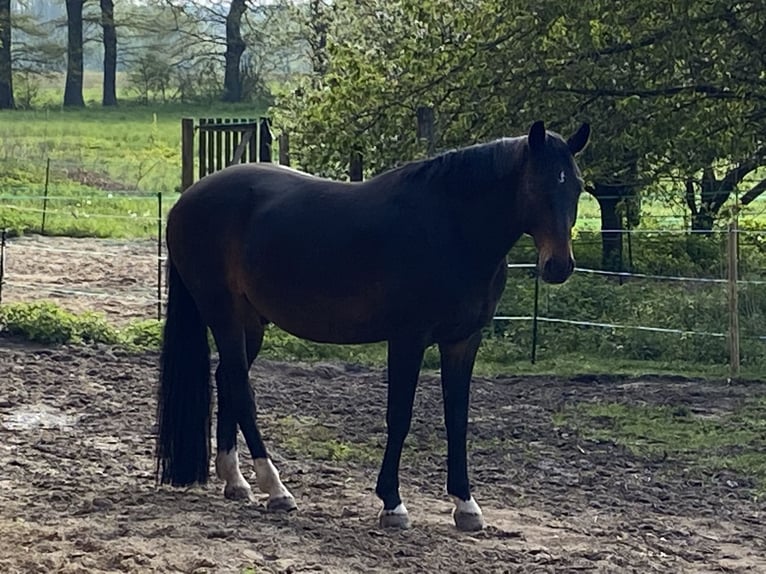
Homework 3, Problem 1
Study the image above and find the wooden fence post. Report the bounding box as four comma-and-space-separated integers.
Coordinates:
417, 105, 435, 156
259, 117, 272, 162
531, 271, 540, 364
349, 151, 363, 182
181, 118, 194, 192
727, 219, 740, 377
278, 132, 290, 166
0, 229, 6, 305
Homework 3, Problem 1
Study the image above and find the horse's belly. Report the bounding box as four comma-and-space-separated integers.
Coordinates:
261, 301, 395, 344
247, 283, 411, 344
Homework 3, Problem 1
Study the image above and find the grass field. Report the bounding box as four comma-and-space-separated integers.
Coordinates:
0, 102, 700, 238
0, 93, 267, 236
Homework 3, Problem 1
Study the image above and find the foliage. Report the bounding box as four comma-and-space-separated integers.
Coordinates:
127, 52, 173, 104
0, 301, 120, 344
276, 0, 766, 227
0, 301, 161, 348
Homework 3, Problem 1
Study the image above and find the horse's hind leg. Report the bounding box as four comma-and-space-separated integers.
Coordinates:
242, 325, 296, 512
214, 321, 295, 511
213, 324, 252, 500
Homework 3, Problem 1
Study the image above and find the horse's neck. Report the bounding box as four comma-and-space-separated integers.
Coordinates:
442, 178, 524, 274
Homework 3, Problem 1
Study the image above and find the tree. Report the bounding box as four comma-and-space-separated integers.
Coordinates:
279, 0, 766, 270
0, 0, 12, 109
277, 0, 555, 178
222, 0, 247, 102
549, 0, 766, 233
100, 0, 117, 106
64, 0, 85, 107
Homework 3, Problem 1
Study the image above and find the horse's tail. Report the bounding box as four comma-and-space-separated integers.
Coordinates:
155, 259, 211, 486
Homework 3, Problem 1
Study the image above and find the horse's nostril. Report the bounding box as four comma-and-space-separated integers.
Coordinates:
542, 259, 554, 277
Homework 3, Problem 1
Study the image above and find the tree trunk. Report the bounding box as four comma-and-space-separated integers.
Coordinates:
685, 154, 765, 232
221, 0, 246, 103
0, 0, 13, 109
64, 0, 85, 108
592, 184, 624, 271
100, 0, 117, 106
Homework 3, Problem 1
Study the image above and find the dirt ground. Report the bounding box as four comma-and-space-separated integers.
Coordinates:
1, 236, 766, 572
2, 235, 162, 323
0, 340, 765, 573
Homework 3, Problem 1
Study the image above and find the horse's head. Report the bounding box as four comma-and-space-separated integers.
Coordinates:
520, 120, 590, 284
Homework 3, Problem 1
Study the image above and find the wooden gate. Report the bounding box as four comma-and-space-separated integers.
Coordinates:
180, 117, 278, 192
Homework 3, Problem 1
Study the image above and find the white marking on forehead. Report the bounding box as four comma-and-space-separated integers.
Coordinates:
559, 170, 566, 184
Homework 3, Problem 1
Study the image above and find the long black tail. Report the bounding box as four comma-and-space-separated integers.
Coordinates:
155, 260, 212, 486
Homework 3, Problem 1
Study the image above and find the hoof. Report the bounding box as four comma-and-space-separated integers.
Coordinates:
378, 504, 411, 529
452, 497, 486, 532
223, 483, 253, 501
453, 509, 486, 532
267, 495, 297, 513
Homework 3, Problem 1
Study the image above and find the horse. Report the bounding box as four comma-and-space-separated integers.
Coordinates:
155, 120, 590, 531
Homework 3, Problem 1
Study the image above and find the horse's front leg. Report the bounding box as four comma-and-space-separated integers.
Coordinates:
375, 336, 426, 529
439, 331, 485, 531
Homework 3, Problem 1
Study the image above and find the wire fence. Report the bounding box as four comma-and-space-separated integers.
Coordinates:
1, 186, 765, 374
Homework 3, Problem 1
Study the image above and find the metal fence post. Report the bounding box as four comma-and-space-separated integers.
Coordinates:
0, 229, 6, 305
531, 271, 540, 364
727, 219, 740, 377
157, 192, 163, 321
41, 158, 51, 234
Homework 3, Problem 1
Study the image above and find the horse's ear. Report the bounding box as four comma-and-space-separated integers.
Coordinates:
528, 120, 546, 152
567, 122, 590, 155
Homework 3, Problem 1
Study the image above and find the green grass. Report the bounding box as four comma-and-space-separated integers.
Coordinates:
0, 99, 267, 237
267, 414, 380, 464
0, 86, 765, 375
554, 399, 766, 492
0, 176, 166, 238
2, 93, 764, 239
0, 301, 162, 349
262, 325, 763, 380
0, 101, 265, 192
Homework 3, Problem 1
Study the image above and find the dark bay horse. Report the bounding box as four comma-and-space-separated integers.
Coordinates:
156, 120, 590, 531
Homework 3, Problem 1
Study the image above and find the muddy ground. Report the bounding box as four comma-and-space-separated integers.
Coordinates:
1, 340, 765, 573
2, 235, 162, 323
1, 235, 766, 572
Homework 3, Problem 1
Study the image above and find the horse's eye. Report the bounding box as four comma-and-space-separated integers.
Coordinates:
558, 170, 566, 184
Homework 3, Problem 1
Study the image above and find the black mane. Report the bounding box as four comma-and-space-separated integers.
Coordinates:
373, 137, 527, 194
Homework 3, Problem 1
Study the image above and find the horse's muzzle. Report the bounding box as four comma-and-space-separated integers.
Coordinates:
540, 256, 575, 284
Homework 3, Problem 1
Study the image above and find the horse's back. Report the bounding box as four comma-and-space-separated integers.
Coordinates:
165, 161, 505, 344
173, 163, 345, 215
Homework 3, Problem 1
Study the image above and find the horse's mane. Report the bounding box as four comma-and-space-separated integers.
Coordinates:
373, 137, 527, 194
